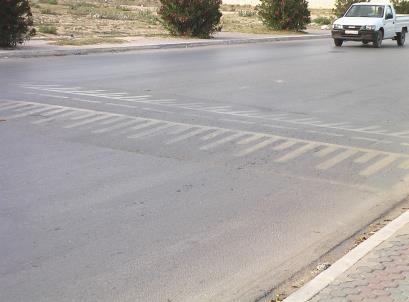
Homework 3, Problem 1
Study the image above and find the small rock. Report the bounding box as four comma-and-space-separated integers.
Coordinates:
316, 263, 331, 271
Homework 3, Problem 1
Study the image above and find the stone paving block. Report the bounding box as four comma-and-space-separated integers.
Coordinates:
346, 294, 363, 302
306, 224, 409, 302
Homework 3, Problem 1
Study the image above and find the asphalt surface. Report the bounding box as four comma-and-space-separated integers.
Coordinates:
1, 38, 409, 302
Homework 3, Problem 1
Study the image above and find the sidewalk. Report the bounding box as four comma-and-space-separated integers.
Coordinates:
284, 210, 409, 302
0, 30, 330, 59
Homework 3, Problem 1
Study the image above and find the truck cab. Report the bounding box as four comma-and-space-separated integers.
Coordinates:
332, 1, 409, 47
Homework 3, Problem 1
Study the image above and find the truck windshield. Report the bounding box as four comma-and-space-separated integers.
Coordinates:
345, 5, 384, 17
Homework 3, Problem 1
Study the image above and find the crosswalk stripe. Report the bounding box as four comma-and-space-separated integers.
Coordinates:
272, 140, 297, 151
12, 104, 38, 112
92, 119, 139, 134
128, 123, 175, 139
200, 133, 246, 150
0, 103, 33, 111
236, 137, 280, 156
316, 149, 359, 170
201, 129, 229, 141
3, 107, 55, 119
354, 152, 379, 164
64, 115, 111, 129
70, 112, 97, 120
314, 146, 339, 158
236, 134, 265, 145
39, 108, 68, 117
166, 128, 211, 144
275, 143, 317, 163
128, 120, 161, 133
32, 110, 77, 124
360, 155, 399, 176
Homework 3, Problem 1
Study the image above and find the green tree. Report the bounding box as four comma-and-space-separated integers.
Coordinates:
0, 0, 36, 47
392, 0, 409, 13
158, 0, 222, 38
257, 0, 311, 31
333, 0, 367, 17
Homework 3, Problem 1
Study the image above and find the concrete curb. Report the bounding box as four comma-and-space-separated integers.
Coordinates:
283, 209, 409, 302
0, 34, 330, 59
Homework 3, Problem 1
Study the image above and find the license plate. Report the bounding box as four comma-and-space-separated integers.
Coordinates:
345, 30, 359, 35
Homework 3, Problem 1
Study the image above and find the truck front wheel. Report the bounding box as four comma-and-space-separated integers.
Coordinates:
397, 32, 406, 46
334, 39, 343, 47
373, 30, 383, 48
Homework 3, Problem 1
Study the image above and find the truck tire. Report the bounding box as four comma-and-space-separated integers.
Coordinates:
373, 30, 383, 48
334, 39, 343, 47
397, 32, 406, 46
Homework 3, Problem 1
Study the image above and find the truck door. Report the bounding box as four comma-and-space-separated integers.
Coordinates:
384, 5, 395, 38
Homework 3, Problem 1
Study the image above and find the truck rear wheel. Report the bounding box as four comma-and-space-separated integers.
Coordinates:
397, 32, 406, 46
334, 39, 343, 47
373, 30, 383, 48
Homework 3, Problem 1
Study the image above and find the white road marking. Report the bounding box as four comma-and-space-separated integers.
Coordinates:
272, 140, 298, 151
391, 130, 409, 136
0, 103, 36, 111
360, 155, 398, 176
200, 133, 246, 150
31, 110, 77, 124
92, 119, 140, 134
316, 149, 359, 170
6, 99, 409, 178
236, 137, 280, 156
72, 98, 101, 104
70, 112, 98, 120
352, 136, 392, 144
3, 107, 56, 119
314, 146, 339, 158
128, 123, 175, 139
106, 102, 136, 108
166, 128, 211, 144
236, 134, 265, 145
201, 129, 229, 141
64, 115, 111, 129
129, 120, 161, 132
275, 143, 317, 163
354, 152, 379, 164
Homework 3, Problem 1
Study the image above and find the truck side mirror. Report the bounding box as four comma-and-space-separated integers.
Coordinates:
386, 13, 393, 19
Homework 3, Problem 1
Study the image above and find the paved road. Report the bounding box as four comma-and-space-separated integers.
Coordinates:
1, 39, 409, 302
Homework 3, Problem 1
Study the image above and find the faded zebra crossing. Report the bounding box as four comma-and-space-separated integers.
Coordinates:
1, 100, 409, 178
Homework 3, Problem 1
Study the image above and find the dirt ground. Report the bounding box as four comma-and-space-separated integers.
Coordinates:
30, 0, 333, 45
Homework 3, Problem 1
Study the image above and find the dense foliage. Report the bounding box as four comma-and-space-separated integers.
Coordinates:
333, 0, 368, 17
257, 0, 311, 31
0, 0, 36, 47
158, 0, 222, 38
393, 0, 409, 14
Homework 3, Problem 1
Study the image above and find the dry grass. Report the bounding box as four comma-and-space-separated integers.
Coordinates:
30, 1, 330, 44
51, 37, 125, 45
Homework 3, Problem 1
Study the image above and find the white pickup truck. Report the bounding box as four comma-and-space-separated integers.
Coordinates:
332, 1, 409, 47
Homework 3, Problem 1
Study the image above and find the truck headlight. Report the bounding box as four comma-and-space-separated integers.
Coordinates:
364, 25, 376, 30
333, 24, 343, 30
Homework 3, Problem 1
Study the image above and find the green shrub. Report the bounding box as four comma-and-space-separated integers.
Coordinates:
393, 0, 409, 13
0, 0, 36, 47
257, 0, 311, 31
40, 8, 58, 15
313, 16, 333, 25
333, 0, 367, 17
38, 25, 57, 34
158, 0, 222, 38
238, 10, 256, 17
